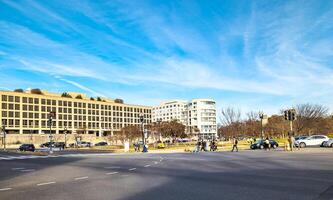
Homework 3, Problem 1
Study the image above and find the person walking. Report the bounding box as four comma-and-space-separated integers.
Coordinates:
289, 135, 296, 151
264, 137, 270, 151
231, 138, 238, 152
201, 140, 207, 151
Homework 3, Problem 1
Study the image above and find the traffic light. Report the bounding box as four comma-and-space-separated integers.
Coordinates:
284, 110, 288, 120
290, 110, 296, 121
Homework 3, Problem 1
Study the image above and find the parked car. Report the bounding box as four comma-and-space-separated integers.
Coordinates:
95, 141, 108, 146
156, 141, 166, 149
295, 135, 329, 148
19, 144, 35, 152
295, 136, 308, 141
54, 142, 65, 149
40, 142, 55, 148
250, 139, 279, 150
321, 139, 333, 147
77, 141, 91, 147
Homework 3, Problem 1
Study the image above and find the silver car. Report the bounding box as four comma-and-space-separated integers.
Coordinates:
322, 139, 333, 147
295, 135, 329, 148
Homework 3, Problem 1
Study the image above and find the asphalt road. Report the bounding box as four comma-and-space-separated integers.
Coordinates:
0, 150, 332, 200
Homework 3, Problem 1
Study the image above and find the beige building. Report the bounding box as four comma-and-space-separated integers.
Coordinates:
0, 89, 151, 137
152, 100, 187, 124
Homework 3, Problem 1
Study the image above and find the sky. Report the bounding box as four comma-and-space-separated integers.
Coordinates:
0, 0, 333, 116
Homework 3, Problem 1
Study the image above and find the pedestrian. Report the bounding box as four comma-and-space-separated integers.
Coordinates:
231, 138, 238, 152
210, 140, 217, 151
264, 137, 270, 151
201, 140, 207, 151
289, 135, 296, 151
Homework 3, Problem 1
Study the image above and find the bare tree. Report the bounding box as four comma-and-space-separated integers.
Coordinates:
246, 111, 259, 121
220, 107, 241, 126
294, 104, 329, 134
219, 107, 242, 139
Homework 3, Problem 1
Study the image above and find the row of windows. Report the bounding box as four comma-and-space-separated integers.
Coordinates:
2, 118, 148, 130
1, 95, 151, 114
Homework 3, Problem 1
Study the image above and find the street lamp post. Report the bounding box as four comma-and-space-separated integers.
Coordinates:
64, 127, 67, 149
259, 112, 264, 139
48, 112, 55, 154
157, 118, 162, 141
139, 113, 146, 152
2, 120, 6, 151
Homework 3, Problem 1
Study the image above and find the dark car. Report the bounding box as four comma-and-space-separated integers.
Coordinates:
55, 142, 65, 149
95, 142, 108, 146
19, 144, 35, 152
250, 139, 279, 150
40, 142, 55, 148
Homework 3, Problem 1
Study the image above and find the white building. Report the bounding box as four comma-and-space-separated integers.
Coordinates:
152, 99, 217, 139
152, 100, 187, 124
185, 99, 217, 139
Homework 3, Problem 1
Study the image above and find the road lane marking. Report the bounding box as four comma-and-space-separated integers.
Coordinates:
106, 172, 119, 175
12, 167, 25, 170
0, 188, 12, 191
74, 176, 88, 180
154, 161, 158, 164
128, 168, 136, 171
37, 182, 56, 186
144, 165, 151, 167
104, 166, 121, 169
20, 169, 35, 172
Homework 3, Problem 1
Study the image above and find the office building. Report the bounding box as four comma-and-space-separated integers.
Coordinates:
0, 89, 151, 136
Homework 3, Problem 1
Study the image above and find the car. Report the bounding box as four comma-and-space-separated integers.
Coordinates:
295, 135, 329, 148
19, 144, 35, 152
95, 141, 108, 146
40, 142, 55, 148
295, 136, 308, 141
77, 141, 91, 147
250, 139, 279, 150
322, 139, 333, 147
54, 142, 65, 148
156, 141, 166, 149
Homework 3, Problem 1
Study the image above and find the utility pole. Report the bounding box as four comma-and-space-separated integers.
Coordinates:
48, 112, 55, 154
64, 126, 67, 149
2, 120, 6, 151
259, 113, 264, 139
139, 113, 147, 152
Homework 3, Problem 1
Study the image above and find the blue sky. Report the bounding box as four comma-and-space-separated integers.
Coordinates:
0, 0, 333, 115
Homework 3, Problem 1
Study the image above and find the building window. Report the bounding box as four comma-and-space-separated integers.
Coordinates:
2, 95, 7, 101
15, 96, 20, 103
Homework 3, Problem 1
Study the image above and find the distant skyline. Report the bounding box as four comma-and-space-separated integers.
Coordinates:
0, 0, 333, 116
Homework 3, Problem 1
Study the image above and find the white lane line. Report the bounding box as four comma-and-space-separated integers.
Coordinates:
36, 182, 56, 186
12, 167, 25, 170
128, 168, 136, 171
104, 166, 121, 169
74, 176, 88, 180
20, 169, 35, 172
154, 161, 158, 164
0, 188, 12, 191
144, 165, 151, 167
106, 172, 119, 175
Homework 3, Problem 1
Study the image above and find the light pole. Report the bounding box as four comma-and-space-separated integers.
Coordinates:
139, 113, 146, 152
48, 112, 55, 154
29, 121, 33, 144
259, 112, 264, 139
157, 118, 162, 141
64, 127, 67, 149
2, 120, 6, 151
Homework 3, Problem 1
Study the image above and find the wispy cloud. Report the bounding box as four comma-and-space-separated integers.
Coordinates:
0, 0, 333, 112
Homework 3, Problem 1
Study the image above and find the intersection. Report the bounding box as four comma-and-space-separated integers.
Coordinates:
0, 150, 332, 200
